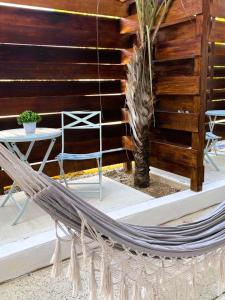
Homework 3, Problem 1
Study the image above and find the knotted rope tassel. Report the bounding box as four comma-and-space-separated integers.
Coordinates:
50, 238, 62, 278
89, 254, 97, 300
67, 236, 81, 296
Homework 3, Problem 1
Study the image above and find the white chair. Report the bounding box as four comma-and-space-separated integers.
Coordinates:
204, 132, 221, 171
56, 111, 102, 200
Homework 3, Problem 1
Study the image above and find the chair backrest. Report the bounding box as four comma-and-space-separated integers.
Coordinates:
61, 111, 102, 154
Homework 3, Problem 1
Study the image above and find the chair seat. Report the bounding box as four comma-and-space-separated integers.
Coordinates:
57, 151, 102, 161
205, 132, 221, 141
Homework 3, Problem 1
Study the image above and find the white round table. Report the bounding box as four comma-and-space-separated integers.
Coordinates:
0, 127, 61, 225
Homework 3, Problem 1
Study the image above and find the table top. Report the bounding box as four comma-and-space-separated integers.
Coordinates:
206, 110, 225, 117
0, 128, 61, 143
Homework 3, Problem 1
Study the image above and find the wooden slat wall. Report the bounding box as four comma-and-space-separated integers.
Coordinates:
0, 1, 131, 192
208, 1, 225, 138
122, 0, 209, 191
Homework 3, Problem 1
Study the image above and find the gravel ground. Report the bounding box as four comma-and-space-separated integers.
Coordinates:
103, 168, 187, 198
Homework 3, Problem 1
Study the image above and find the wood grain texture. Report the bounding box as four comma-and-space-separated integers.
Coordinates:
0, 63, 126, 80
122, 136, 198, 167
155, 95, 195, 113
0, 44, 122, 64
210, 20, 225, 43
155, 76, 200, 95
211, 0, 225, 18
0, 6, 131, 49
0, 0, 130, 17
155, 37, 201, 60
156, 112, 199, 132
128, 0, 202, 24
0, 95, 125, 122
154, 58, 196, 77
0, 81, 122, 98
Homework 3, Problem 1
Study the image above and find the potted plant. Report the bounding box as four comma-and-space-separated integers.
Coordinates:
17, 110, 41, 134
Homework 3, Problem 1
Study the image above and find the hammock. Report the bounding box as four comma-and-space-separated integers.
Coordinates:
0, 143, 225, 299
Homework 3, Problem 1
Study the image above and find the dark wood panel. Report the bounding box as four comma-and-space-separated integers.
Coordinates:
208, 79, 225, 89
0, 150, 132, 191
123, 136, 198, 167
154, 58, 196, 77
0, 81, 122, 98
155, 76, 200, 95
213, 44, 225, 56
0, 6, 131, 49
209, 55, 225, 66
0, 95, 125, 120
155, 38, 201, 60
0, 44, 122, 64
211, 67, 225, 77
156, 18, 197, 44
208, 89, 225, 100
0, 0, 130, 17
150, 156, 191, 178
150, 128, 192, 147
128, 0, 202, 25
211, 0, 225, 18
156, 112, 199, 132
207, 100, 225, 110
210, 20, 225, 43
155, 95, 195, 113
158, 0, 202, 24
0, 63, 126, 80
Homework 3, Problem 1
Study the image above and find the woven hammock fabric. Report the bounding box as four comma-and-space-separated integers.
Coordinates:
1, 143, 225, 299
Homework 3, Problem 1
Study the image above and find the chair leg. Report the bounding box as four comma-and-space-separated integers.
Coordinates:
97, 158, 103, 201
204, 151, 219, 171
58, 160, 68, 188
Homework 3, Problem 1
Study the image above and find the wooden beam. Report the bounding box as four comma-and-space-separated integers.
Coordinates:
0, 0, 130, 17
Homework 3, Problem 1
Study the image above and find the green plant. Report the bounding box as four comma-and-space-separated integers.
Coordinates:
17, 110, 41, 125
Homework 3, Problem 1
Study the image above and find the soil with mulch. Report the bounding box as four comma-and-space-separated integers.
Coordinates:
103, 168, 187, 198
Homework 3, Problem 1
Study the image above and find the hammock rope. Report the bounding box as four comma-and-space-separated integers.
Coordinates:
0, 143, 225, 299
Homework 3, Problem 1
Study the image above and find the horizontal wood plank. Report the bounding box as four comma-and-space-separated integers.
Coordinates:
211, 0, 225, 18
122, 136, 198, 167
154, 58, 196, 77
129, 0, 202, 25
155, 95, 195, 113
0, 44, 122, 64
0, 6, 131, 49
155, 76, 200, 95
208, 79, 225, 89
210, 20, 225, 43
122, 108, 199, 132
156, 112, 199, 132
0, 81, 122, 98
0, 95, 125, 122
0, 63, 126, 80
155, 38, 201, 60
156, 18, 197, 44
0, 0, 130, 17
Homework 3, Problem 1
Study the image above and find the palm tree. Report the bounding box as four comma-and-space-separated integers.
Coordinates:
126, 0, 172, 188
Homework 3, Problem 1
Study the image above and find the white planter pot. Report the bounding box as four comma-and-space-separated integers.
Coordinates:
23, 122, 37, 134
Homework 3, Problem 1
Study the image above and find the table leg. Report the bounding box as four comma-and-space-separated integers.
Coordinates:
38, 138, 56, 173
9, 138, 56, 225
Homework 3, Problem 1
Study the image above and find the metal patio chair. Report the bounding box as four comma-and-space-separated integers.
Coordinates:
56, 111, 102, 200
204, 131, 221, 171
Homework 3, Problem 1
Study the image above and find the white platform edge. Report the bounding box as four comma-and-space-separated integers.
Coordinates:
1, 178, 225, 283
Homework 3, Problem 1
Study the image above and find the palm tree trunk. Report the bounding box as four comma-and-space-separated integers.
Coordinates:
133, 125, 150, 188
